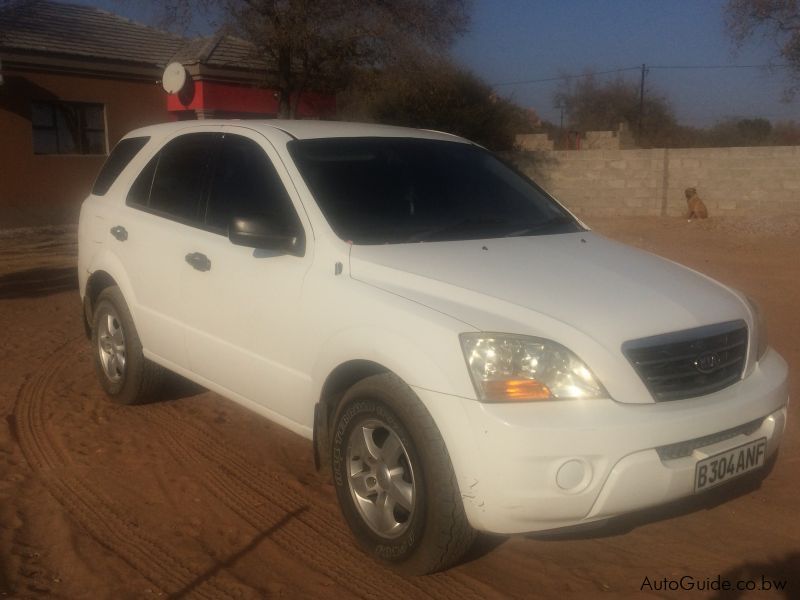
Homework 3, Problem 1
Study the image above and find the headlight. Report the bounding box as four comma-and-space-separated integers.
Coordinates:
745, 296, 769, 360
459, 333, 606, 402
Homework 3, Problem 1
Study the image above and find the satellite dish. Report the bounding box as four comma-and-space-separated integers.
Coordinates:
162, 62, 187, 94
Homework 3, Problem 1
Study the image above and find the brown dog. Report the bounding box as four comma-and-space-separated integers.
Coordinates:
685, 187, 708, 219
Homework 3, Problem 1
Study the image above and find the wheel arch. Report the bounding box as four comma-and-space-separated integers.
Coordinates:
309, 325, 474, 472
83, 270, 117, 337
313, 359, 390, 471
82, 251, 138, 338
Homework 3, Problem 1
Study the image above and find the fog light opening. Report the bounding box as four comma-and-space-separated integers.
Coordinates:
556, 459, 592, 493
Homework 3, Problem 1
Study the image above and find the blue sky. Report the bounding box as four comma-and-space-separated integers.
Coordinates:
451, 0, 797, 126
67, 0, 798, 127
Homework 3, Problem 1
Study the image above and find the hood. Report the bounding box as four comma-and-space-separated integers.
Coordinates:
349, 231, 749, 355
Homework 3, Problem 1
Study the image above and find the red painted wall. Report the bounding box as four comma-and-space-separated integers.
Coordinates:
166, 80, 335, 118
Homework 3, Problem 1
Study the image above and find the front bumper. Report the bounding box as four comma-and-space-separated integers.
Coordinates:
416, 348, 788, 535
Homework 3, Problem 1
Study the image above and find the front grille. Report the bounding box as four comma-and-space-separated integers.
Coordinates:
623, 320, 748, 402
656, 418, 764, 460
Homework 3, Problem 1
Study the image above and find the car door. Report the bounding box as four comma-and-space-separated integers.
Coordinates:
115, 131, 217, 369
180, 128, 315, 425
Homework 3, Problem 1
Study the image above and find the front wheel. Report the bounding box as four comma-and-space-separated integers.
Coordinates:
331, 373, 475, 574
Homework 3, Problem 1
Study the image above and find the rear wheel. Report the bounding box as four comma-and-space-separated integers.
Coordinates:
331, 373, 475, 574
91, 286, 164, 405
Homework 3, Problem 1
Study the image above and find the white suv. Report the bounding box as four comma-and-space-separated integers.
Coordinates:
78, 121, 788, 574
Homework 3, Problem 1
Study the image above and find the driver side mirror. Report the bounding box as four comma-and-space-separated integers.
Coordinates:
228, 216, 305, 256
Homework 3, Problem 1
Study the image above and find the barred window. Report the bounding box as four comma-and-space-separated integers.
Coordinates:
31, 101, 106, 155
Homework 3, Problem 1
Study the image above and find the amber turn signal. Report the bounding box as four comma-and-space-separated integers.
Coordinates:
483, 379, 552, 402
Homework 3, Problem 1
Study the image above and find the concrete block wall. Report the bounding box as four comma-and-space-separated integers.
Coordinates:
512, 146, 800, 217
665, 146, 800, 216
515, 133, 554, 151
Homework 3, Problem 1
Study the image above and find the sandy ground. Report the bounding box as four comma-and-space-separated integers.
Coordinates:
0, 216, 798, 599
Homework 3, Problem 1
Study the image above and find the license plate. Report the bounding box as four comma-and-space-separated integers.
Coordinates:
694, 438, 767, 492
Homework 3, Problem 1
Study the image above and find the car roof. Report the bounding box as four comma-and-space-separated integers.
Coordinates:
124, 119, 470, 144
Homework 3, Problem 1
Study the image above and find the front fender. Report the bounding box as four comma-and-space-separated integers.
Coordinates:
310, 325, 482, 503
310, 325, 472, 401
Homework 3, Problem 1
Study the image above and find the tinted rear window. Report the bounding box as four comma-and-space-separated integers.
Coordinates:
127, 155, 157, 207
124, 133, 218, 226
148, 133, 216, 223
92, 136, 149, 196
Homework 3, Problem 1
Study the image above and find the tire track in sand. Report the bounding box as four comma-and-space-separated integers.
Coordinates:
144, 402, 492, 600
13, 337, 247, 600
17, 335, 493, 599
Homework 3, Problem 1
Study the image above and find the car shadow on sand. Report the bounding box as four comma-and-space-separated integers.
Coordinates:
711, 552, 798, 598
0, 266, 78, 299
158, 373, 208, 403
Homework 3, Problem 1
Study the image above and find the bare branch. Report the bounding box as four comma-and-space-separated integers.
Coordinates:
724, 0, 800, 95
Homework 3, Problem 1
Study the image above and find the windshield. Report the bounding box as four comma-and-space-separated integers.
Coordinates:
288, 137, 582, 244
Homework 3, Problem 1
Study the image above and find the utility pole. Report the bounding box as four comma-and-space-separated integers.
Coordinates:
638, 63, 648, 144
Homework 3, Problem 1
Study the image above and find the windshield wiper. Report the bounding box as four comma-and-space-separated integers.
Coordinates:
503, 215, 577, 237
407, 217, 512, 242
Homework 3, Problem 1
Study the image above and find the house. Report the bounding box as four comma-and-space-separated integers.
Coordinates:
0, 0, 335, 227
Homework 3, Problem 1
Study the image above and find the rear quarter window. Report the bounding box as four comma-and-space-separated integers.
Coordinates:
92, 137, 150, 196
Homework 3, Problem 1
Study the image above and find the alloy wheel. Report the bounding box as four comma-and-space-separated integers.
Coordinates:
346, 419, 416, 538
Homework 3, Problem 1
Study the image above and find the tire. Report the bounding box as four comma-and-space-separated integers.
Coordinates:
331, 373, 475, 574
91, 286, 164, 405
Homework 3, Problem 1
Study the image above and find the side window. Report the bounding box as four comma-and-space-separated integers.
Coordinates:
93, 136, 149, 196
127, 154, 157, 207
148, 133, 217, 224
205, 135, 301, 234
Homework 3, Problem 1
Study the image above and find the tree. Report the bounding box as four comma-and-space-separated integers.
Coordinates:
725, 0, 800, 96
338, 53, 534, 150
705, 117, 773, 146
553, 72, 678, 147
152, 0, 470, 117
772, 119, 800, 143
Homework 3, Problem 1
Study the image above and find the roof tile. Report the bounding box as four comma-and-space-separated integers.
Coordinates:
0, 0, 272, 73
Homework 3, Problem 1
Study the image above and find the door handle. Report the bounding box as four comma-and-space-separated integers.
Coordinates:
185, 252, 211, 272
110, 225, 128, 241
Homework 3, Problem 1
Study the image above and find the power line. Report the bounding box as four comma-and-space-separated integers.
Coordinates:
649, 64, 791, 70
492, 63, 792, 87
493, 66, 640, 86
